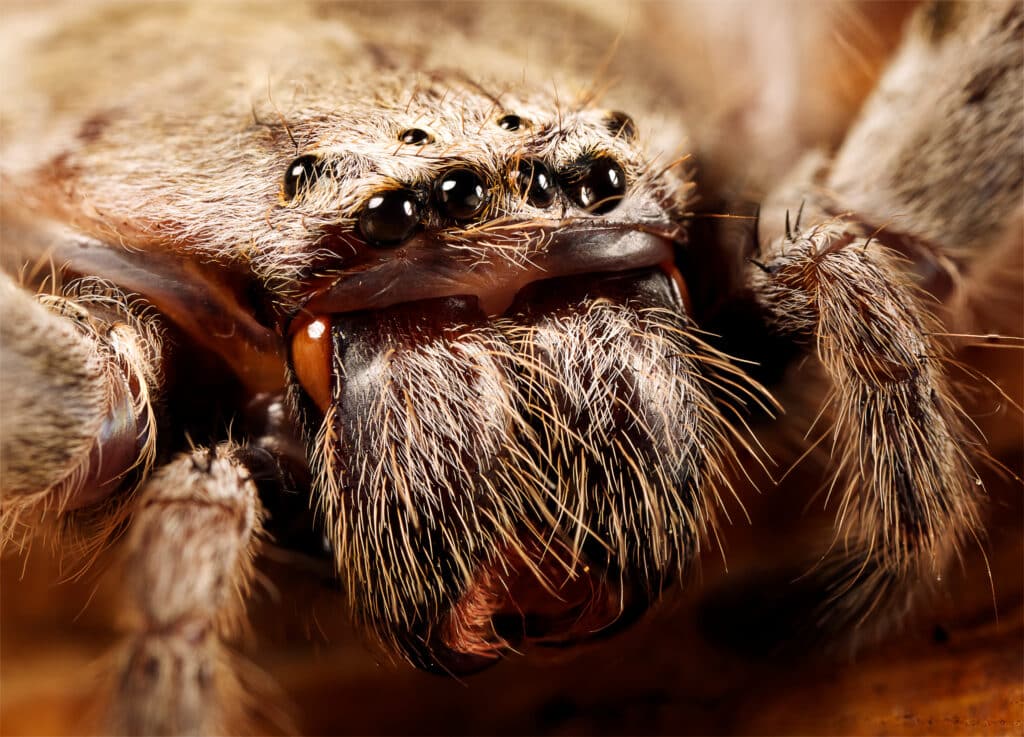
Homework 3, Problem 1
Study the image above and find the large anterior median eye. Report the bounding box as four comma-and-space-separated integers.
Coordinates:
513, 159, 557, 208
561, 156, 627, 215
358, 189, 421, 247
434, 168, 488, 221
282, 154, 324, 200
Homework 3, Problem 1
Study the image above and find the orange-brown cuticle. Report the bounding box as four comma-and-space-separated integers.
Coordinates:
660, 259, 693, 312
290, 315, 334, 413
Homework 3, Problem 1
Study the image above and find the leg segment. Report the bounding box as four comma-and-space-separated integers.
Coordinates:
746, 0, 1022, 630
751, 216, 981, 617
0, 273, 162, 546
106, 442, 264, 736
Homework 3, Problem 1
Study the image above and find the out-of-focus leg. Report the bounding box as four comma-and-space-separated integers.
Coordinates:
0, 274, 162, 546
106, 442, 264, 736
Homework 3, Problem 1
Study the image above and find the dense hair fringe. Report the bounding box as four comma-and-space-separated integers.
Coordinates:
306, 291, 769, 653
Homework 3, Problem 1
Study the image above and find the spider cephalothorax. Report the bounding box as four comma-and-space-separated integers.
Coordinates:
272, 73, 752, 670
6, 48, 750, 673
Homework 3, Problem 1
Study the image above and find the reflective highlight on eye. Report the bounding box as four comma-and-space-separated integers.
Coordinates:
282, 154, 324, 200
434, 168, 488, 220
561, 156, 627, 214
358, 189, 421, 247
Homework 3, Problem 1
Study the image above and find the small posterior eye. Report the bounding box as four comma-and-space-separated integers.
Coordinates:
498, 114, 523, 131
434, 168, 488, 221
283, 154, 324, 200
561, 156, 627, 215
513, 159, 557, 208
400, 128, 432, 145
358, 188, 421, 247
605, 111, 637, 141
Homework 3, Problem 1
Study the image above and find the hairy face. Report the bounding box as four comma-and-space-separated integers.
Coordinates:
268, 72, 755, 671
3, 6, 757, 671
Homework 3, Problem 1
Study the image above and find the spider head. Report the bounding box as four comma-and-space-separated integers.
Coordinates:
273, 72, 725, 674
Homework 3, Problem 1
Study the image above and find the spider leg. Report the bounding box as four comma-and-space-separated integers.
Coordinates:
824, 0, 1024, 459
751, 211, 982, 627
105, 442, 267, 736
0, 273, 162, 549
744, 0, 1021, 634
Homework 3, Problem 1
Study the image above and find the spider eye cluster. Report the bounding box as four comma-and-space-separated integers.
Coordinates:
281, 109, 637, 248
356, 169, 493, 249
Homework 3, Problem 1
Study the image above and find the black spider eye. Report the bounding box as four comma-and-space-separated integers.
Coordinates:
358, 189, 421, 248
400, 128, 432, 145
498, 114, 523, 131
434, 168, 488, 220
283, 155, 324, 200
561, 156, 627, 215
605, 110, 637, 141
513, 159, 557, 208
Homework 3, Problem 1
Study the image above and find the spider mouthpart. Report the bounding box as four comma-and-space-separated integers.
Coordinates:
512, 158, 558, 207
282, 154, 326, 200
404, 539, 658, 676
290, 316, 334, 413
561, 155, 627, 214
434, 168, 488, 220
292, 264, 702, 674
357, 188, 422, 247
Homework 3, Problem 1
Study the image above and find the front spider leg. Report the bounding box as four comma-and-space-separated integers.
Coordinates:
106, 442, 266, 736
737, 0, 1024, 634
0, 273, 162, 548
750, 210, 981, 626
742, 0, 1020, 636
